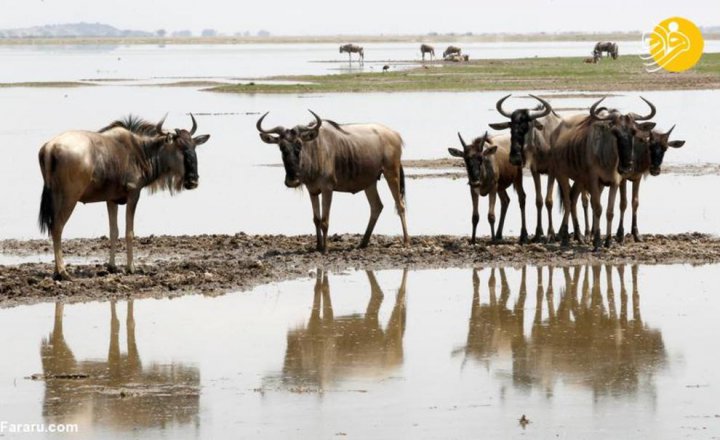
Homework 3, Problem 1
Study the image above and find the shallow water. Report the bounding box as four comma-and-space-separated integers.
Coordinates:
5, 41, 720, 83
0, 264, 718, 438
0, 86, 717, 242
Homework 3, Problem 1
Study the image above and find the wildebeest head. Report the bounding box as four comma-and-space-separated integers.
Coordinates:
257, 110, 322, 188
640, 125, 685, 176
589, 97, 657, 175
448, 132, 498, 189
488, 94, 551, 167
158, 114, 210, 190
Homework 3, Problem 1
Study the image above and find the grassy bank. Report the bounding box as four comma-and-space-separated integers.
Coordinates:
210, 53, 720, 94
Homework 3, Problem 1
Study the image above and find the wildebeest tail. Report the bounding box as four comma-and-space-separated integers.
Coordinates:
38, 147, 54, 235
399, 165, 406, 201
556, 183, 565, 213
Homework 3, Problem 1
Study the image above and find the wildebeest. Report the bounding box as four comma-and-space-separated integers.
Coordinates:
256, 110, 409, 251
339, 43, 364, 63
594, 41, 619, 59
488, 94, 572, 242
549, 97, 657, 249
38, 115, 210, 280
420, 43, 435, 61
448, 132, 528, 243
615, 126, 685, 242
443, 45, 462, 59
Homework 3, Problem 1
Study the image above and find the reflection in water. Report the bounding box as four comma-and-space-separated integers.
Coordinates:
40, 301, 200, 430
460, 265, 666, 398
278, 269, 407, 389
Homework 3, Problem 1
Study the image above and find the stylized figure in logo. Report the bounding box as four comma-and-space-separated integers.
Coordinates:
641, 17, 703, 73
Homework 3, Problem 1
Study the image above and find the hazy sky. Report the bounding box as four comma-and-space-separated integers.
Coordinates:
0, 0, 717, 35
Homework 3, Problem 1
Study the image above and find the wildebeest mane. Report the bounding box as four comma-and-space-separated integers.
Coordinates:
300, 124, 367, 182
98, 115, 161, 136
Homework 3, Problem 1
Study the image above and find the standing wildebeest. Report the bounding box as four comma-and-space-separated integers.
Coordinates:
443, 45, 462, 59
420, 43, 435, 61
339, 43, 364, 63
549, 97, 657, 249
489, 94, 573, 242
256, 111, 409, 251
615, 126, 685, 242
448, 132, 528, 243
38, 115, 210, 280
594, 41, 619, 59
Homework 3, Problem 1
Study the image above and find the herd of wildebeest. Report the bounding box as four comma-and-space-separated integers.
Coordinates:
35, 42, 683, 281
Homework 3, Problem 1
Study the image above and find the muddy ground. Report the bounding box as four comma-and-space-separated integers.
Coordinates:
1, 232, 719, 307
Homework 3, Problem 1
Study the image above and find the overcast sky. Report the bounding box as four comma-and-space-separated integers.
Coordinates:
0, 0, 717, 35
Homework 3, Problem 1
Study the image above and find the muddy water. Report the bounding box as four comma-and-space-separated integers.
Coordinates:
0, 264, 718, 438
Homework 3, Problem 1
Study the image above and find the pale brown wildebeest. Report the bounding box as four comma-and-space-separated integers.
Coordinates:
448, 132, 528, 243
38, 115, 210, 280
615, 126, 685, 242
420, 43, 435, 61
549, 97, 657, 250
443, 45, 462, 59
256, 110, 408, 251
339, 43, 364, 63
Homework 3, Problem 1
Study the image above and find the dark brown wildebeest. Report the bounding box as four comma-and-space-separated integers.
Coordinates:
594, 41, 619, 59
256, 111, 408, 251
448, 132, 528, 243
443, 45, 462, 59
420, 43, 435, 61
339, 43, 364, 63
549, 97, 657, 250
615, 126, 685, 242
38, 115, 210, 280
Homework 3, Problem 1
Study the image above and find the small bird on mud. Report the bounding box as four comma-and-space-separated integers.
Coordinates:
519, 414, 530, 428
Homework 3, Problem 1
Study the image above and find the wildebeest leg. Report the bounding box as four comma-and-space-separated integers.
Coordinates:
545, 175, 556, 241
631, 179, 642, 242
320, 270, 333, 321
556, 176, 573, 246
487, 190, 497, 242
310, 193, 322, 251
470, 188, 480, 244
631, 264, 641, 323
496, 189, 510, 241
51, 194, 79, 281
106, 202, 119, 272
365, 271, 384, 327
604, 184, 618, 248
581, 191, 591, 238
360, 183, 383, 248
588, 180, 603, 251
125, 191, 141, 274
569, 184, 585, 244
531, 170, 545, 242
385, 168, 409, 245
514, 175, 529, 244
616, 180, 627, 243
320, 190, 333, 253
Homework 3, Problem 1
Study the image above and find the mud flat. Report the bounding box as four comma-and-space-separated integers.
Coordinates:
1, 232, 718, 306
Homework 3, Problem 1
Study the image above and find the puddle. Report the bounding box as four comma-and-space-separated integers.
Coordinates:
0, 264, 718, 438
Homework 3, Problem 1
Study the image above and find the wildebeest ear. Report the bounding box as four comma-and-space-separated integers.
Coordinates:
259, 133, 280, 144
193, 134, 210, 146
488, 122, 511, 130
533, 120, 544, 130
448, 148, 464, 158
668, 140, 685, 148
481, 145, 498, 156
636, 122, 656, 132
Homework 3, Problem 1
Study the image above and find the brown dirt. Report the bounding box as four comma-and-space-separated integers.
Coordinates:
1, 232, 718, 307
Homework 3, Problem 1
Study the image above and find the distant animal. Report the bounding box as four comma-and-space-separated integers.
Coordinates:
256, 111, 409, 251
38, 115, 210, 280
382, 64, 390, 72
448, 132, 528, 244
443, 45, 462, 59
584, 53, 599, 64
548, 97, 657, 249
420, 43, 435, 61
339, 43, 364, 63
594, 41, 618, 59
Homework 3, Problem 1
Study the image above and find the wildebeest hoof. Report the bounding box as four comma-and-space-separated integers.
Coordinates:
518, 233, 529, 245
633, 234, 643, 243
358, 241, 369, 249
547, 233, 557, 242
53, 271, 72, 281
106, 264, 119, 274
604, 237, 612, 248
125, 266, 135, 275
616, 232, 625, 244
532, 234, 546, 244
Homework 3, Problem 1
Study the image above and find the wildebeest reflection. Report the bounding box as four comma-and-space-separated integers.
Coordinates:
457, 265, 666, 397
40, 301, 200, 430
280, 269, 407, 389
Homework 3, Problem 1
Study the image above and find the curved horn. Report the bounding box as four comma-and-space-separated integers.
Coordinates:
634, 96, 657, 121
665, 124, 676, 137
528, 94, 552, 120
156, 113, 167, 134
189, 113, 197, 135
495, 94, 513, 119
307, 109, 322, 131
457, 132, 468, 149
256, 112, 285, 134
590, 97, 612, 121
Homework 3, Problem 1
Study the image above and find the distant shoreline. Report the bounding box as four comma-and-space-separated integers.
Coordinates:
5, 31, 719, 46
